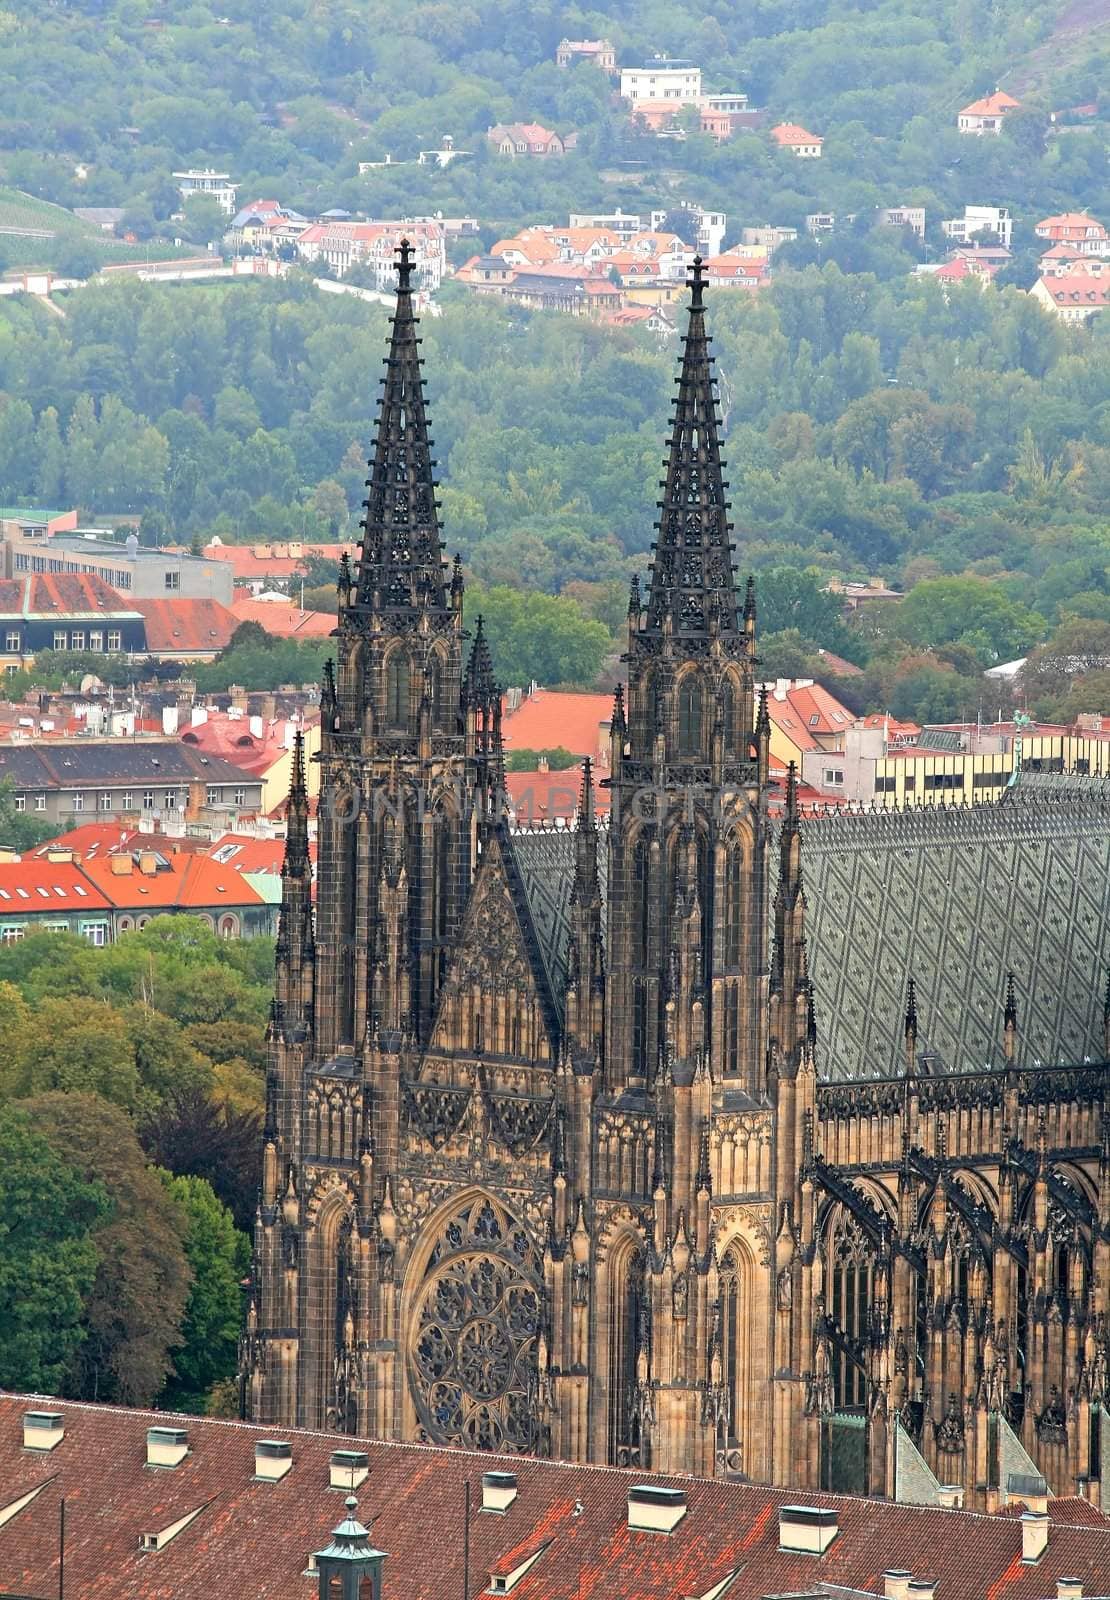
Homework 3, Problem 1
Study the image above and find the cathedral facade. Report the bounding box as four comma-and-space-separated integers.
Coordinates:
243, 244, 1110, 1509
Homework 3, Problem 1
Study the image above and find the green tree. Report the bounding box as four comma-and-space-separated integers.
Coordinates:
0, 1105, 108, 1393
893, 578, 1045, 665
159, 1172, 250, 1410
24, 1091, 192, 1405
463, 584, 610, 688
0, 776, 58, 851
753, 567, 860, 658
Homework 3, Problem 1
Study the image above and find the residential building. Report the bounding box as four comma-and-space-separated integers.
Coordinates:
77, 845, 275, 937
4, 1398, 1110, 1600
650, 203, 726, 256
416, 135, 471, 168
620, 56, 702, 102
740, 223, 798, 250
0, 573, 146, 672
942, 204, 1014, 248
770, 121, 823, 156
247, 247, 1110, 1507
568, 208, 649, 241
498, 265, 622, 316
1034, 212, 1109, 254
229, 199, 310, 253
761, 676, 860, 771
703, 254, 768, 290
201, 538, 357, 596
173, 168, 238, 213
230, 595, 335, 641
502, 686, 613, 763
957, 89, 1021, 133
294, 221, 446, 288
878, 204, 926, 236
806, 211, 838, 233
73, 205, 125, 233
486, 122, 567, 157
802, 722, 1110, 807
555, 37, 616, 71
826, 573, 902, 611
931, 253, 999, 285
3, 528, 234, 603
179, 706, 321, 809
0, 505, 79, 544
0, 739, 264, 828
948, 244, 1013, 273
1030, 261, 1110, 322
0, 855, 114, 944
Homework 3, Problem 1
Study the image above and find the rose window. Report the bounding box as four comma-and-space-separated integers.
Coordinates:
408, 1195, 543, 1452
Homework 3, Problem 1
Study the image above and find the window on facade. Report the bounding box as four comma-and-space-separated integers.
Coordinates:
828, 1213, 872, 1408
234, 788, 246, 806
719, 677, 735, 753
98, 792, 112, 811
71, 793, 84, 812
34, 793, 46, 811
0, 926, 25, 943
107, 630, 122, 650
386, 653, 410, 729
120, 792, 132, 810
677, 678, 703, 756
608, 1246, 646, 1467
13, 793, 26, 812
874, 776, 896, 794
4, 631, 19, 652
54, 630, 67, 651
206, 786, 219, 805
164, 571, 180, 590
89, 631, 103, 652
719, 1244, 743, 1442
70, 631, 85, 651
823, 768, 844, 786
724, 845, 742, 965
142, 790, 155, 809
165, 791, 180, 809
81, 922, 109, 947
470, 1009, 484, 1052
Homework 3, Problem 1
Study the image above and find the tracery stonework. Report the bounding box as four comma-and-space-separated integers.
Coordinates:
244, 244, 1110, 1510
409, 1196, 542, 1452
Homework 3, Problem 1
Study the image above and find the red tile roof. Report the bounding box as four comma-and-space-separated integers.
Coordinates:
764, 679, 854, 749
770, 121, 823, 145
505, 767, 611, 825
1039, 273, 1110, 307
0, 857, 112, 911
77, 851, 266, 910
2, 1395, 1109, 1600
0, 572, 140, 616
179, 714, 308, 778
501, 690, 612, 762
132, 597, 239, 653
230, 597, 336, 637
32, 822, 142, 857
208, 832, 315, 874
201, 541, 357, 581
961, 90, 1021, 117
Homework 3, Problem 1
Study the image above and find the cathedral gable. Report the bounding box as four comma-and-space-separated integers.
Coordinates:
428, 825, 560, 1061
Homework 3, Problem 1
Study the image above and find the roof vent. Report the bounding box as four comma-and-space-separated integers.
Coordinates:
482, 1471, 518, 1513
146, 1426, 188, 1468
330, 1450, 369, 1490
23, 1412, 64, 1451
254, 1439, 292, 1482
1058, 1581, 1083, 1599
778, 1504, 839, 1555
628, 1485, 687, 1533
1022, 1509, 1049, 1564
884, 1572, 912, 1600
907, 1582, 936, 1600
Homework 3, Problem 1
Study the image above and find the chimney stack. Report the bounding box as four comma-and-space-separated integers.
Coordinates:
884, 1572, 912, 1600
628, 1485, 687, 1533
481, 1471, 519, 1513
330, 1450, 369, 1490
255, 1439, 293, 1482
1022, 1510, 1049, 1564
778, 1505, 839, 1555
146, 1426, 188, 1468
907, 1582, 936, 1600
1057, 1582, 1083, 1599
937, 1484, 964, 1509
22, 1411, 64, 1451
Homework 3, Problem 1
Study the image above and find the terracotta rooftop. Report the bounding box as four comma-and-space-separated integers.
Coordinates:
505, 767, 611, 825
770, 121, 823, 145
201, 541, 356, 580
961, 89, 1021, 116
77, 850, 267, 910
0, 856, 112, 910
0, 572, 141, 617
230, 597, 335, 638
2, 1396, 1109, 1600
131, 597, 238, 653
179, 714, 310, 778
501, 690, 612, 761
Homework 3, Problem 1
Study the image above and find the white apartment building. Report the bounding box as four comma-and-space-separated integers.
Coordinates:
174, 170, 238, 215
620, 58, 702, 102
294, 221, 446, 289
650, 204, 726, 257
879, 205, 926, 237
942, 205, 1013, 249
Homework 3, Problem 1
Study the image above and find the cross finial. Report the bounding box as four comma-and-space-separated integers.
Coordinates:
396, 235, 414, 293
688, 253, 705, 309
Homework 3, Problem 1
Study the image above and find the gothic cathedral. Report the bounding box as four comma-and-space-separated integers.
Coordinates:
243, 244, 1110, 1509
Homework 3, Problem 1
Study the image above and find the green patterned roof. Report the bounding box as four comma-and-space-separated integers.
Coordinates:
512, 772, 1110, 1082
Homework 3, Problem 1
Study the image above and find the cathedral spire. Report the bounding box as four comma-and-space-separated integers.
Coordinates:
283, 730, 309, 874
644, 255, 739, 637
355, 238, 447, 612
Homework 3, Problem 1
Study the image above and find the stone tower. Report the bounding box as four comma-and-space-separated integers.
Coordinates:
244, 247, 1110, 1513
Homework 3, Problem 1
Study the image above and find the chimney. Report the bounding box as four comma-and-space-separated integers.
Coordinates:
778, 1505, 839, 1555
22, 1411, 64, 1451
249, 714, 264, 738
907, 1583, 936, 1600
139, 851, 159, 875
255, 1439, 293, 1481
1022, 1510, 1049, 1564
1057, 1581, 1083, 1599
146, 1426, 188, 1467
111, 853, 134, 874
482, 1471, 519, 1513
191, 705, 209, 727
884, 1572, 912, 1600
162, 705, 180, 735
628, 1485, 687, 1533
330, 1449, 369, 1490
937, 1484, 964, 1509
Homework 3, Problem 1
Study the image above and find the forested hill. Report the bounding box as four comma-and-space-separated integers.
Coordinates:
1, 0, 1105, 236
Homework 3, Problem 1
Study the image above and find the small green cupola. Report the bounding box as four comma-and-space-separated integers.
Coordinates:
314, 1495, 387, 1600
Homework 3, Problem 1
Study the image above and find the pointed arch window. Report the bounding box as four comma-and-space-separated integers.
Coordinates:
720, 1244, 743, 1444
678, 677, 703, 756
828, 1212, 873, 1409
720, 676, 735, 754
633, 979, 649, 1077
386, 653, 410, 730
430, 653, 446, 729
633, 836, 651, 965
725, 844, 743, 965
725, 984, 740, 1077
608, 1244, 645, 1467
